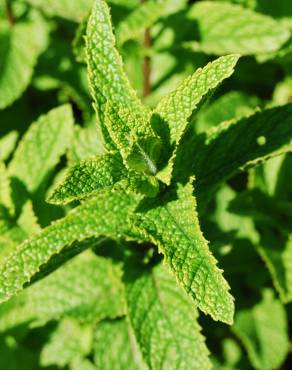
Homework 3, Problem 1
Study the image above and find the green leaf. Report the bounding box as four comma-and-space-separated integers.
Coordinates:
27, 0, 93, 22
156, 55, 239, 146
0, 11, 48, 109
0, 189, 140, 303
70, 357, 97, 370
86, 0, 145, 137
197, 91, 261, 132
116, 0, 164, 44
0, 162, 13, 214
86, 0, 162, 168
178, 104, 292, 204
134, 180, 234, 324
68, 125, 105, 165
17, 201, 40, 237
155, 54, 239, 184
104, 103, 162, 174
0, 131, 18, 162
0, 201, 39, 269
94, 319, 147, 370
0, 251, 125, 331
48, 151, 160, 205
188, 1, 290, 55
73, 16, 88, 63
0, 199, 41, 267
8, 105, 74, 193
233, 289, 289, 370
40, 317, 92, 367
48, 153, 126, 205
126, 263, 211, 370
257, 232, 292, 304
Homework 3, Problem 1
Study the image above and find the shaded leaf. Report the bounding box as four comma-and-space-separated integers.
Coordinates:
126, 263, 211, 370
233, 289, 289, 370
0, 251, 125, 331
9, 105, 74, 193
94, 319, 147, 370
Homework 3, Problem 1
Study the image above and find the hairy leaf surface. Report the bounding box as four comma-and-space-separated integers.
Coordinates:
48, 153, 126, 205
134, 181, 234, 324
86, 0, 162, 174
176, 104, 292, 203
155, 55, 239, 184
0, 190, 140, 303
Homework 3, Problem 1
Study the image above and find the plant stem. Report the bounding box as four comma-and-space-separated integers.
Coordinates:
6, 0, 15, 26
142, 1, 151, 97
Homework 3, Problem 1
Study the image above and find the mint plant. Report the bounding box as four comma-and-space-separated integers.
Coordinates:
0, 0, 292, 369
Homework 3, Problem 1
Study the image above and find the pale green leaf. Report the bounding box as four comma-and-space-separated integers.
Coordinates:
0, 162, 13, 214
0, 131, 18, 162
126, 263, 211, 370
0, 251, 125, 331
134, 181, 234, 324
27, 0, 93, 22
109, 0, 139, 7
0, 201, 41, 267
40, 317, 92, 367
0, 189, 140, 303
70, 357, 97, 370
17, 201, 40, 236
68, 124, 105, 165
94, 319, 147, 370
9, 105, 74, 193
105, 103, 162, 174
0, 11, 48, 109
188, 2, 290, 55
116, 1, 164, 44
233, 289, 289, 370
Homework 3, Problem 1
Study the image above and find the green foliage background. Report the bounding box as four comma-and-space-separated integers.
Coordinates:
0, 0, 292, 369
